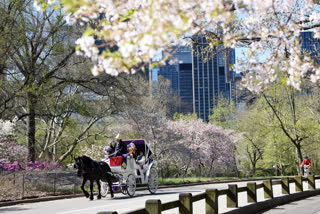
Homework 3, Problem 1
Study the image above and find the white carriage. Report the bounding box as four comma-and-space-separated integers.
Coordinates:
100, 139, 158, 197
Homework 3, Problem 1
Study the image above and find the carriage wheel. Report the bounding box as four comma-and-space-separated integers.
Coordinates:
126, 174, 136, 197
100, 181, 109, 197
119, 176, 127, 195
147, 167, 158, 194
120, 185, 128, 195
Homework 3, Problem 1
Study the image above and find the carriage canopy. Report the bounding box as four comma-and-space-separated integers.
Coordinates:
122, 139, 153, 159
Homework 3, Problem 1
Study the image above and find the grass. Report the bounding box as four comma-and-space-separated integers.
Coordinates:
158, 177, 237, 185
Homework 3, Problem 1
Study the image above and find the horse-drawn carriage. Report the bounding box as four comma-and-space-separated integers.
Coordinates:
100, 139, 158, 197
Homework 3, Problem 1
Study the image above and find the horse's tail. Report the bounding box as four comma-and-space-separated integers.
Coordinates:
105, 171, 117, 183
99, 162, 117, 182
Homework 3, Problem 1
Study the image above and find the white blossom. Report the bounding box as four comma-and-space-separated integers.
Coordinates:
33, 1, 42, 11
40, 0, 320, 90
0, 118, 17, 137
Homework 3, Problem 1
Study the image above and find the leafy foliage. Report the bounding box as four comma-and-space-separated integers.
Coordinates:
209, 96, 236, 129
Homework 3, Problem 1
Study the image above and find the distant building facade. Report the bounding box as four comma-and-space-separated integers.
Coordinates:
178, 63, 193, 113
192, 37, 235, 122
155, 41, 236, 122
158, 61, 179, 91
157, 46, 194, 114
300, 31, 320, 64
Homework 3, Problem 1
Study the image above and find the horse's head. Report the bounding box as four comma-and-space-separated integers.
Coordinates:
74, 155, 95, 177
74, 157, 84, 177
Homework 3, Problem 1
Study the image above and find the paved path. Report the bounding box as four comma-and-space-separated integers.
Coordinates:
0, 180, 319, 214
263, 195, 320, 214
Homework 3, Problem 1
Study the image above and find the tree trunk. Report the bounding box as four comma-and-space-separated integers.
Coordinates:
53, 144, 56, 162
27, 92, 36, 162
296, 143, 303, 175
0, 64, 6, 83
208, 158, 215, 176
252, 162, 256, 177
280, 164, 285, 176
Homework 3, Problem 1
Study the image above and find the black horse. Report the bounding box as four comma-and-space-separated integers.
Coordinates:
74, 155, 116, 200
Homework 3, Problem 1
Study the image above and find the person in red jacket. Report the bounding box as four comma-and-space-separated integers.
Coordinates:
301, 156, 312, 175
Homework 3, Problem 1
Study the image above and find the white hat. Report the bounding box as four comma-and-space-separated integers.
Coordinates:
115, 133, 120, 139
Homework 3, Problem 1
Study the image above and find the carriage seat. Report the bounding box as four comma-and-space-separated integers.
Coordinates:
109, 156, 122, 166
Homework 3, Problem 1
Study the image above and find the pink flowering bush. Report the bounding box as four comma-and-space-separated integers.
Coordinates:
0, 120, 66, 172
25, 160, 66, 171
0, 160, 66, 172
0, 137, 66, 172
0, 160, 25, 171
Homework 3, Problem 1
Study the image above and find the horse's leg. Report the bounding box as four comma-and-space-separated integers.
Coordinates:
97, 179, 101, 199
89, 180, 94, 200
108, 178, 114, 198
81, 178, 89, 198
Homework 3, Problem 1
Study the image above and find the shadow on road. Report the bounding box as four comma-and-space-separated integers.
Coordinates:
0, 206, 30, 213
111, 190, 202, 200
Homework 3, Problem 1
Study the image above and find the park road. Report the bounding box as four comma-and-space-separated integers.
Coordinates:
0, 180, 319, 214
263, 194, 320, 214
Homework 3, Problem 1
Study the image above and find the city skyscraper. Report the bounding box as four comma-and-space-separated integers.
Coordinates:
300, 31, 320, 64
158, 61, 179, 91
155, 41, 235, 121
192, 37, 235, 122
157, 46, 194, 113
178, 62, 193, 113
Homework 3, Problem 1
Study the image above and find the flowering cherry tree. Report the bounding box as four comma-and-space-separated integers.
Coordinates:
0, 119, 28, 164
167, 118, 237, 175
35, 0, 320, 92
0, 118, 17, 137
0, 137, 28, 164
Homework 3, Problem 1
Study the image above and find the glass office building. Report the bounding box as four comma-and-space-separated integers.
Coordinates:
179, 63, 193, 113
192, 37, 235, 122
156, 42, 235, 121
300, 32, 320, 64
158, 46, 194, 113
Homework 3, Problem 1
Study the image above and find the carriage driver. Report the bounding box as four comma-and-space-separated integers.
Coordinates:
107, 134, 127, 158
106, 134, 127, 168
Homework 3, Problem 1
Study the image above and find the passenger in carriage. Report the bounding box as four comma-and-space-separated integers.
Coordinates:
127, 142, 137, 159
136, 151, 146, 166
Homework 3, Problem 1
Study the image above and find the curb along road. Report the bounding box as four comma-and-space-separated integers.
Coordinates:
0, 177, 282, 208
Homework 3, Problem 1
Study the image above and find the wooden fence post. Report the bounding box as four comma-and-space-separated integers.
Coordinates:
308, 175, 315, 190
146, 199, 161, 214
263, 179, 273, 199
205, 189, 218, 214
53, 172, 57, 195
227, 184, 238, 208
295, 176, 303, 192
13, 172, 16, 185
247, 182, 257, 203
179, 193, 193, 214
73, 173, 76, 194
21, 173, 25, 198
281, 177, 290, 195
